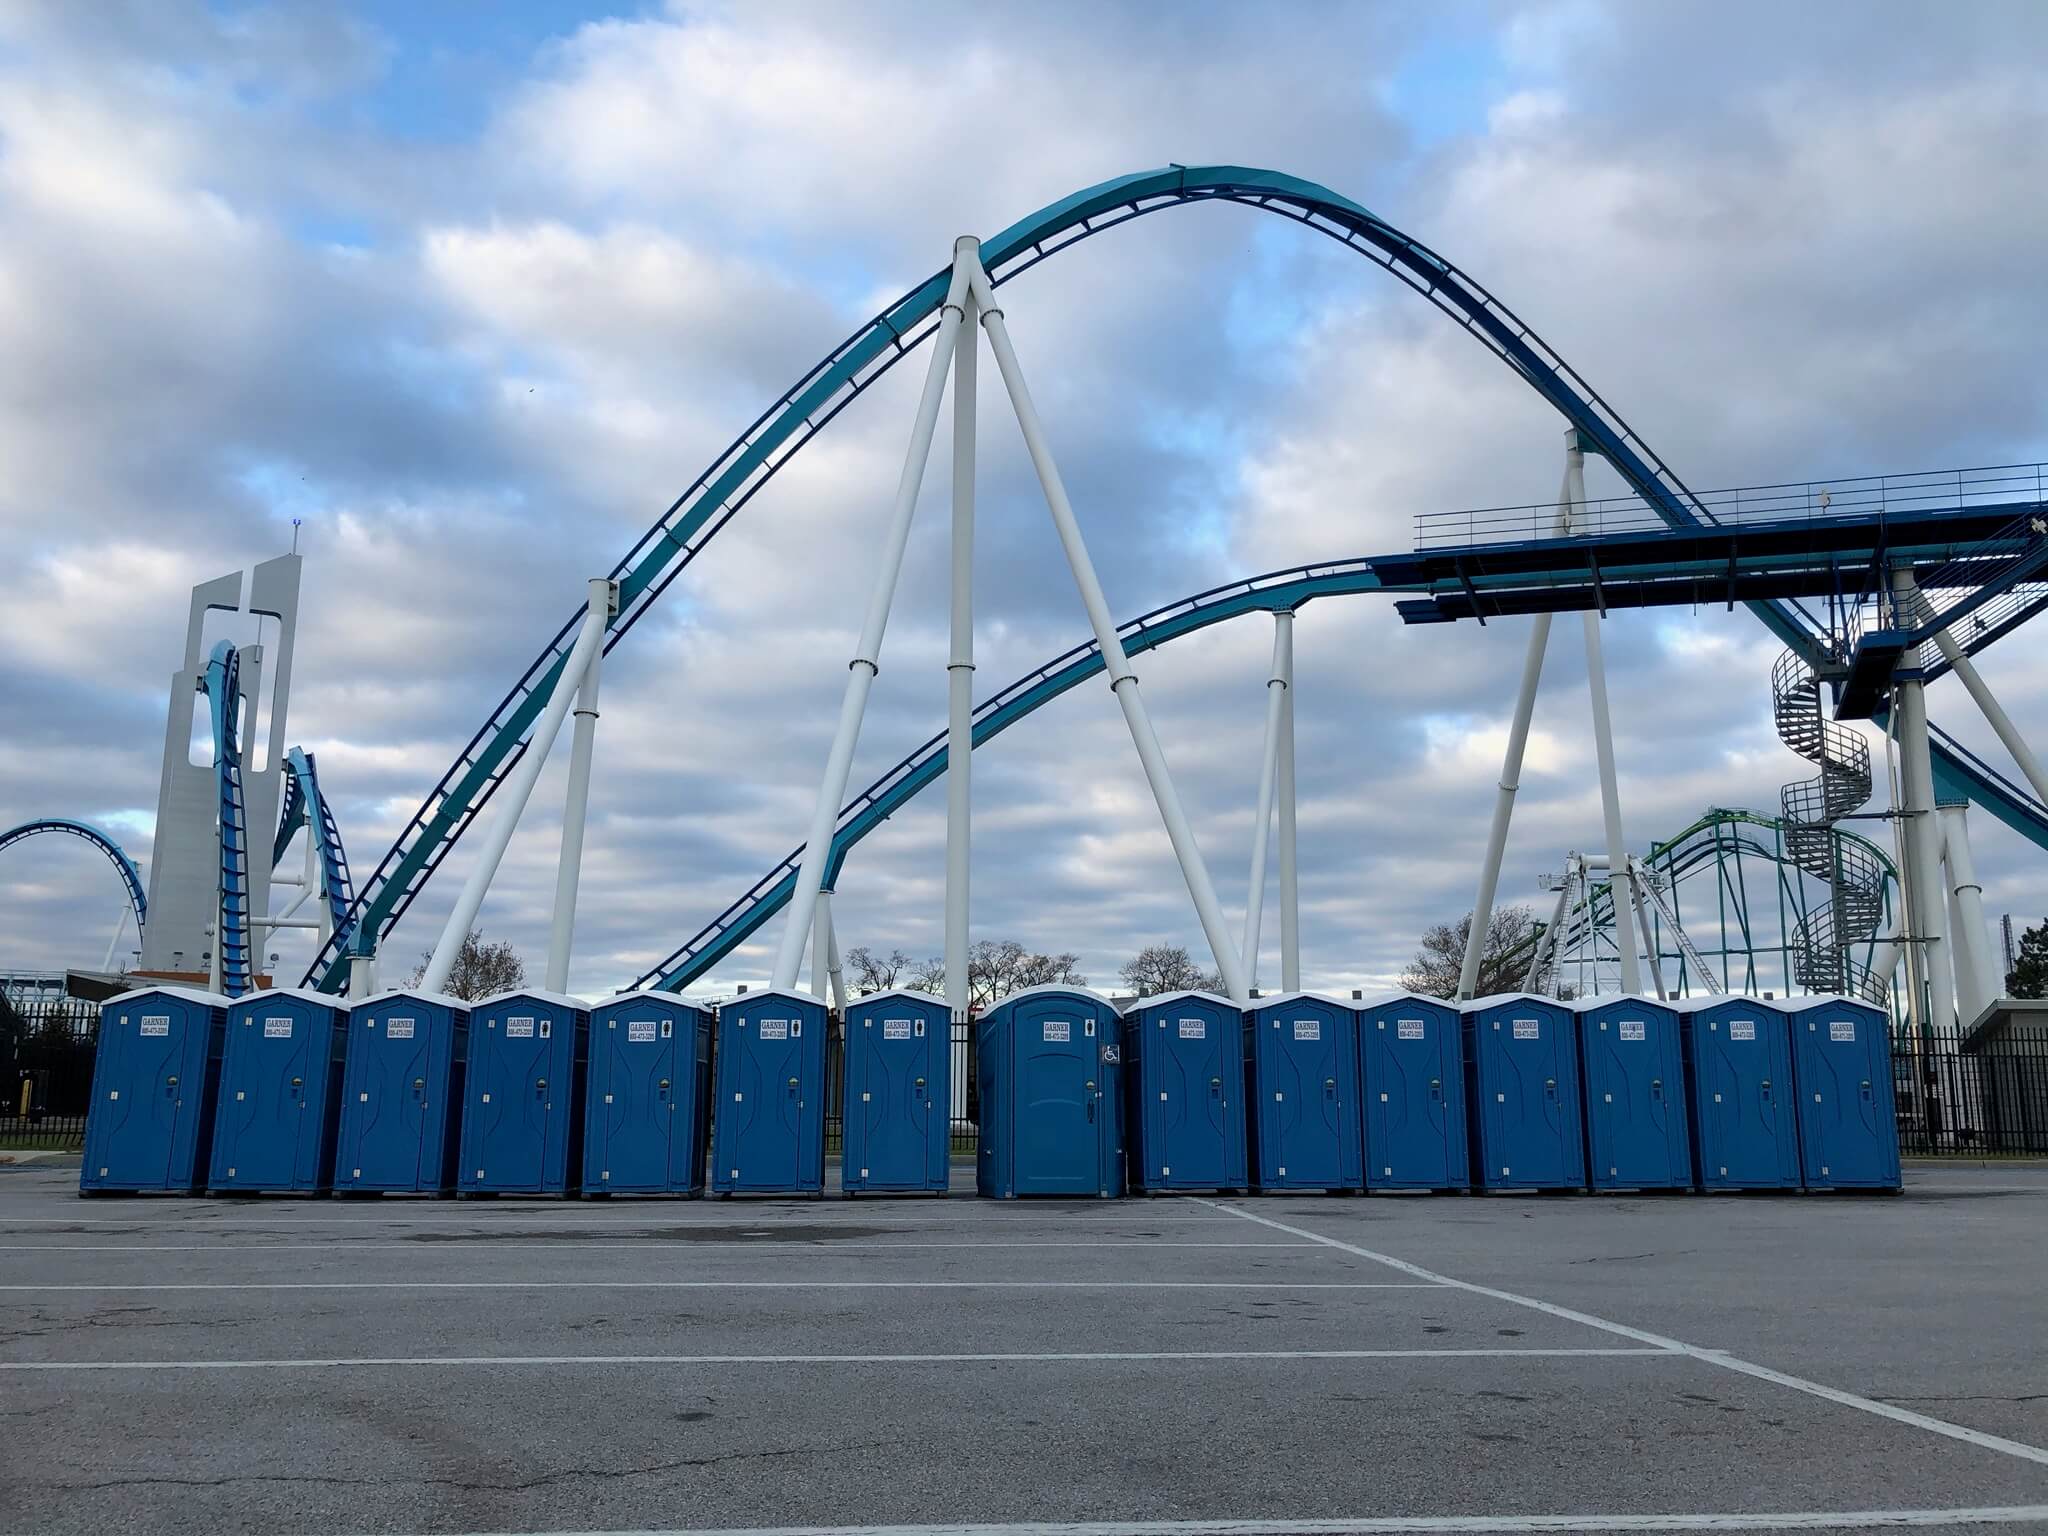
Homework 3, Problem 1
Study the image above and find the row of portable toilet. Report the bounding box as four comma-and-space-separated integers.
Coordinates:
79, 982, 952, 1198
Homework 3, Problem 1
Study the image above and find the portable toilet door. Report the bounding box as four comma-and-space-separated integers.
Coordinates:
1677, 997, 1800, 1191
208, 989, 349, 1194
1122, 991, 1246, 1193
711, 988, 828, 1195
976, 986, 1123, 1199
1572, 997, 1690, 1192
1782, 996, 1902, 1191
1245, 992, 1363, 1193
842, 989, 951, 1194
459, 991, 589, 1195
335, 991, 468, 1193
583, 992, 714, 1195
80, 987, 228, 1194
1461, 994, 1585, 1191
1356, 992, 1468, 1192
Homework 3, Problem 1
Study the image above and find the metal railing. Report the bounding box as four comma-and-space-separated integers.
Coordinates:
1414, 461, 2048, 548
1, 997, 96, 1150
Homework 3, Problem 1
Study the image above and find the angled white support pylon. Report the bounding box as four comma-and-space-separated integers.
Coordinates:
811, 889, 834, 1004
546, 577, 615, 994
1275, 612, 1301, 994
1940, 803, 1995, 1024
967, 257, 1250, 1005
422, 582, 612, 995
945, 240, 979, 1025
1242, 614, 1289, 987
824, 897, 848, 1014
770, 253, 975, 990
1892, 569, 1956, 1032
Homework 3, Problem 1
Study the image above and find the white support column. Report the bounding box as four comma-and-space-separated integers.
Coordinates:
1275, 612, 1301, 994
967, 259, 1251, 1005
1241, 615, 1288, 987
1525, 875, 1572, 994
545, 577, 614, 995
811, 890, 832, 1003
1460, 613, 1553, 999
349, 949, 377, 1000
102, 903, 129, 973
1891, 569, 1957, 1031
422, 586, 610, 995
1932, 634, 2048, 804
1629, 867, 1667, 1000
771, 256, 974, 990
945, 239, 979, 1026
1940, 803, 1997, 1021
823, 898, 848, 1014
306, 818, 328, 947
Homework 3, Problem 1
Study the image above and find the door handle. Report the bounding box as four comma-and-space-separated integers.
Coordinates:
658, 1078, 671, 1098
1324, 1077, 1337, 1099
1760, 1078, 1773, 1104
914, 1076, 927, 1100
535, 1078, 548, 1101
1429, 1077, 1442, 1100
1545, 1077, 1557, 1099
1650, 1077, 1663, 1100
290, 1076, 303, 1099
787, 1076, 799, 1097
1860, 1078, 1873, 1102
165, 1076, 178, 1093
1210, 1076, 1223, 1097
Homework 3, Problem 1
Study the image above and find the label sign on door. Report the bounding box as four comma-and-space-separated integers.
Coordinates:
1177, 1018, 1206, 1039
627, 1021, 657, 1043
1729, 1019, 1757, 1041
139, 1016, 170, 1037
758, 1019, 790, 1040
387, 1018, 416, 1039
1397, 1019, 1425, 1040
506, 1017, 536, 1039
1043, 1021, 1071, 1042
1292, 1019, 1321, 1041
263, 1018, 293, 1039
1829, 1020, 1857, 1042
883, 1019, 913, 1040
1619, 1020, 1646, 1042
1512, 1019, 1540, 1040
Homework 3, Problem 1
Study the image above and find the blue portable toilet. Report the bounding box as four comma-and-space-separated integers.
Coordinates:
1356, 992, 1468, 1192
80, 986, 228, 1194
335, 990, 469, 1194
1676, 996, 1800, 1190
583, 991, 714, 1195
459, 990, 590, 1196
1461, 994, 1585, 1191
208, 988, 349, 1194
842, 989, 952, 1195
712, 988, 828, 1195
1782, 996, 1902, 1192
977, 985, 1123, 1199
1572, 996, 1691, 1192
1244, 992, 1363, 1193
1121, 991, 1247, 1194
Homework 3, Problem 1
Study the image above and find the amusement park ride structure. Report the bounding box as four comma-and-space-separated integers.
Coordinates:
5, 166, 2046, 1048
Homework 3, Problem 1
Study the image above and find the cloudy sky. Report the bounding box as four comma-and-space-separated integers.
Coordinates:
3, 0, 2046, 1002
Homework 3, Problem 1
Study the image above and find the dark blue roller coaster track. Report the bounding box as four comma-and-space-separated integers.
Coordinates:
294, 164, 2048, 994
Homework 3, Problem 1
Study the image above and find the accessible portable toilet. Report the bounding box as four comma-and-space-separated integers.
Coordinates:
1121, 990, 1247, 1194
1572, 996, 1691, 1192
335, 990, 469, 1194
459, 990, 590, 1196
583, 991, 714, 1195
1244, 992, 1363, 1193
1676, 996, 1800, 1191
207, 987, 349, 1194
711, 988, 828, 1196
1461, 994, 1585, 1191
1356, 992, 1468, 1192
841, 989, 952, 1195
80, 986, 228, 1194
977, 985, 1123, 1199
1782, 995, 1902, 1192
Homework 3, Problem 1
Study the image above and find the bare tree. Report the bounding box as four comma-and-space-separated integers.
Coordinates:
890, 939, 1087, 1011
409, 929, 527, 1001
1401, 906, 1548, 1000
844, 946, 913, 995
906, 954, 948, 996
1118, 943, 1223, 998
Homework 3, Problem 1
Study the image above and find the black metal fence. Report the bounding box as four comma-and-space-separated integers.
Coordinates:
10, 997, 2048, 1159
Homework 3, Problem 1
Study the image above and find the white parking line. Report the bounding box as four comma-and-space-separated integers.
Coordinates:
1193, 1198, 2048, 1471
0, 1279, 1439, 1293
403, 1510, 2048, 1535
0, 1345, 1671, 1373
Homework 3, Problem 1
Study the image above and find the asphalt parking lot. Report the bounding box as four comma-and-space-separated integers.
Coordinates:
2, 1162, 2045, 1535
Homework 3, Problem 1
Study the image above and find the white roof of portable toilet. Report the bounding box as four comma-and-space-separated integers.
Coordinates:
1567, 993, 1677, 1013
473, 988, 589, 1012
850, 988, 948, 1009
348, 988, 470, 1011
1246, 990, 1352, 1012
722, 986, 827, 1009
997, 983, 1117, 1008
1463, 992, 1568, 1010
103, 984, 227, 1008
1777, 994, 1872, 1012
1354, 990, 1456, 1011
231, 986, 348, 1010
596, 989, 699, 1010
1126, 989, 1234, 1014
1669, 994, 1774, 1013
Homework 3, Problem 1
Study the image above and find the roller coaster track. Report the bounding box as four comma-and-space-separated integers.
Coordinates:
275, 747, 354, 947
200, 640, 252, 996
0, 818, 147, 943
300, 164, 2048, 992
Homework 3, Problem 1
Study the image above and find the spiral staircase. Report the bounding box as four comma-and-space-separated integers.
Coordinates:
1771, 648, 1890, 1003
